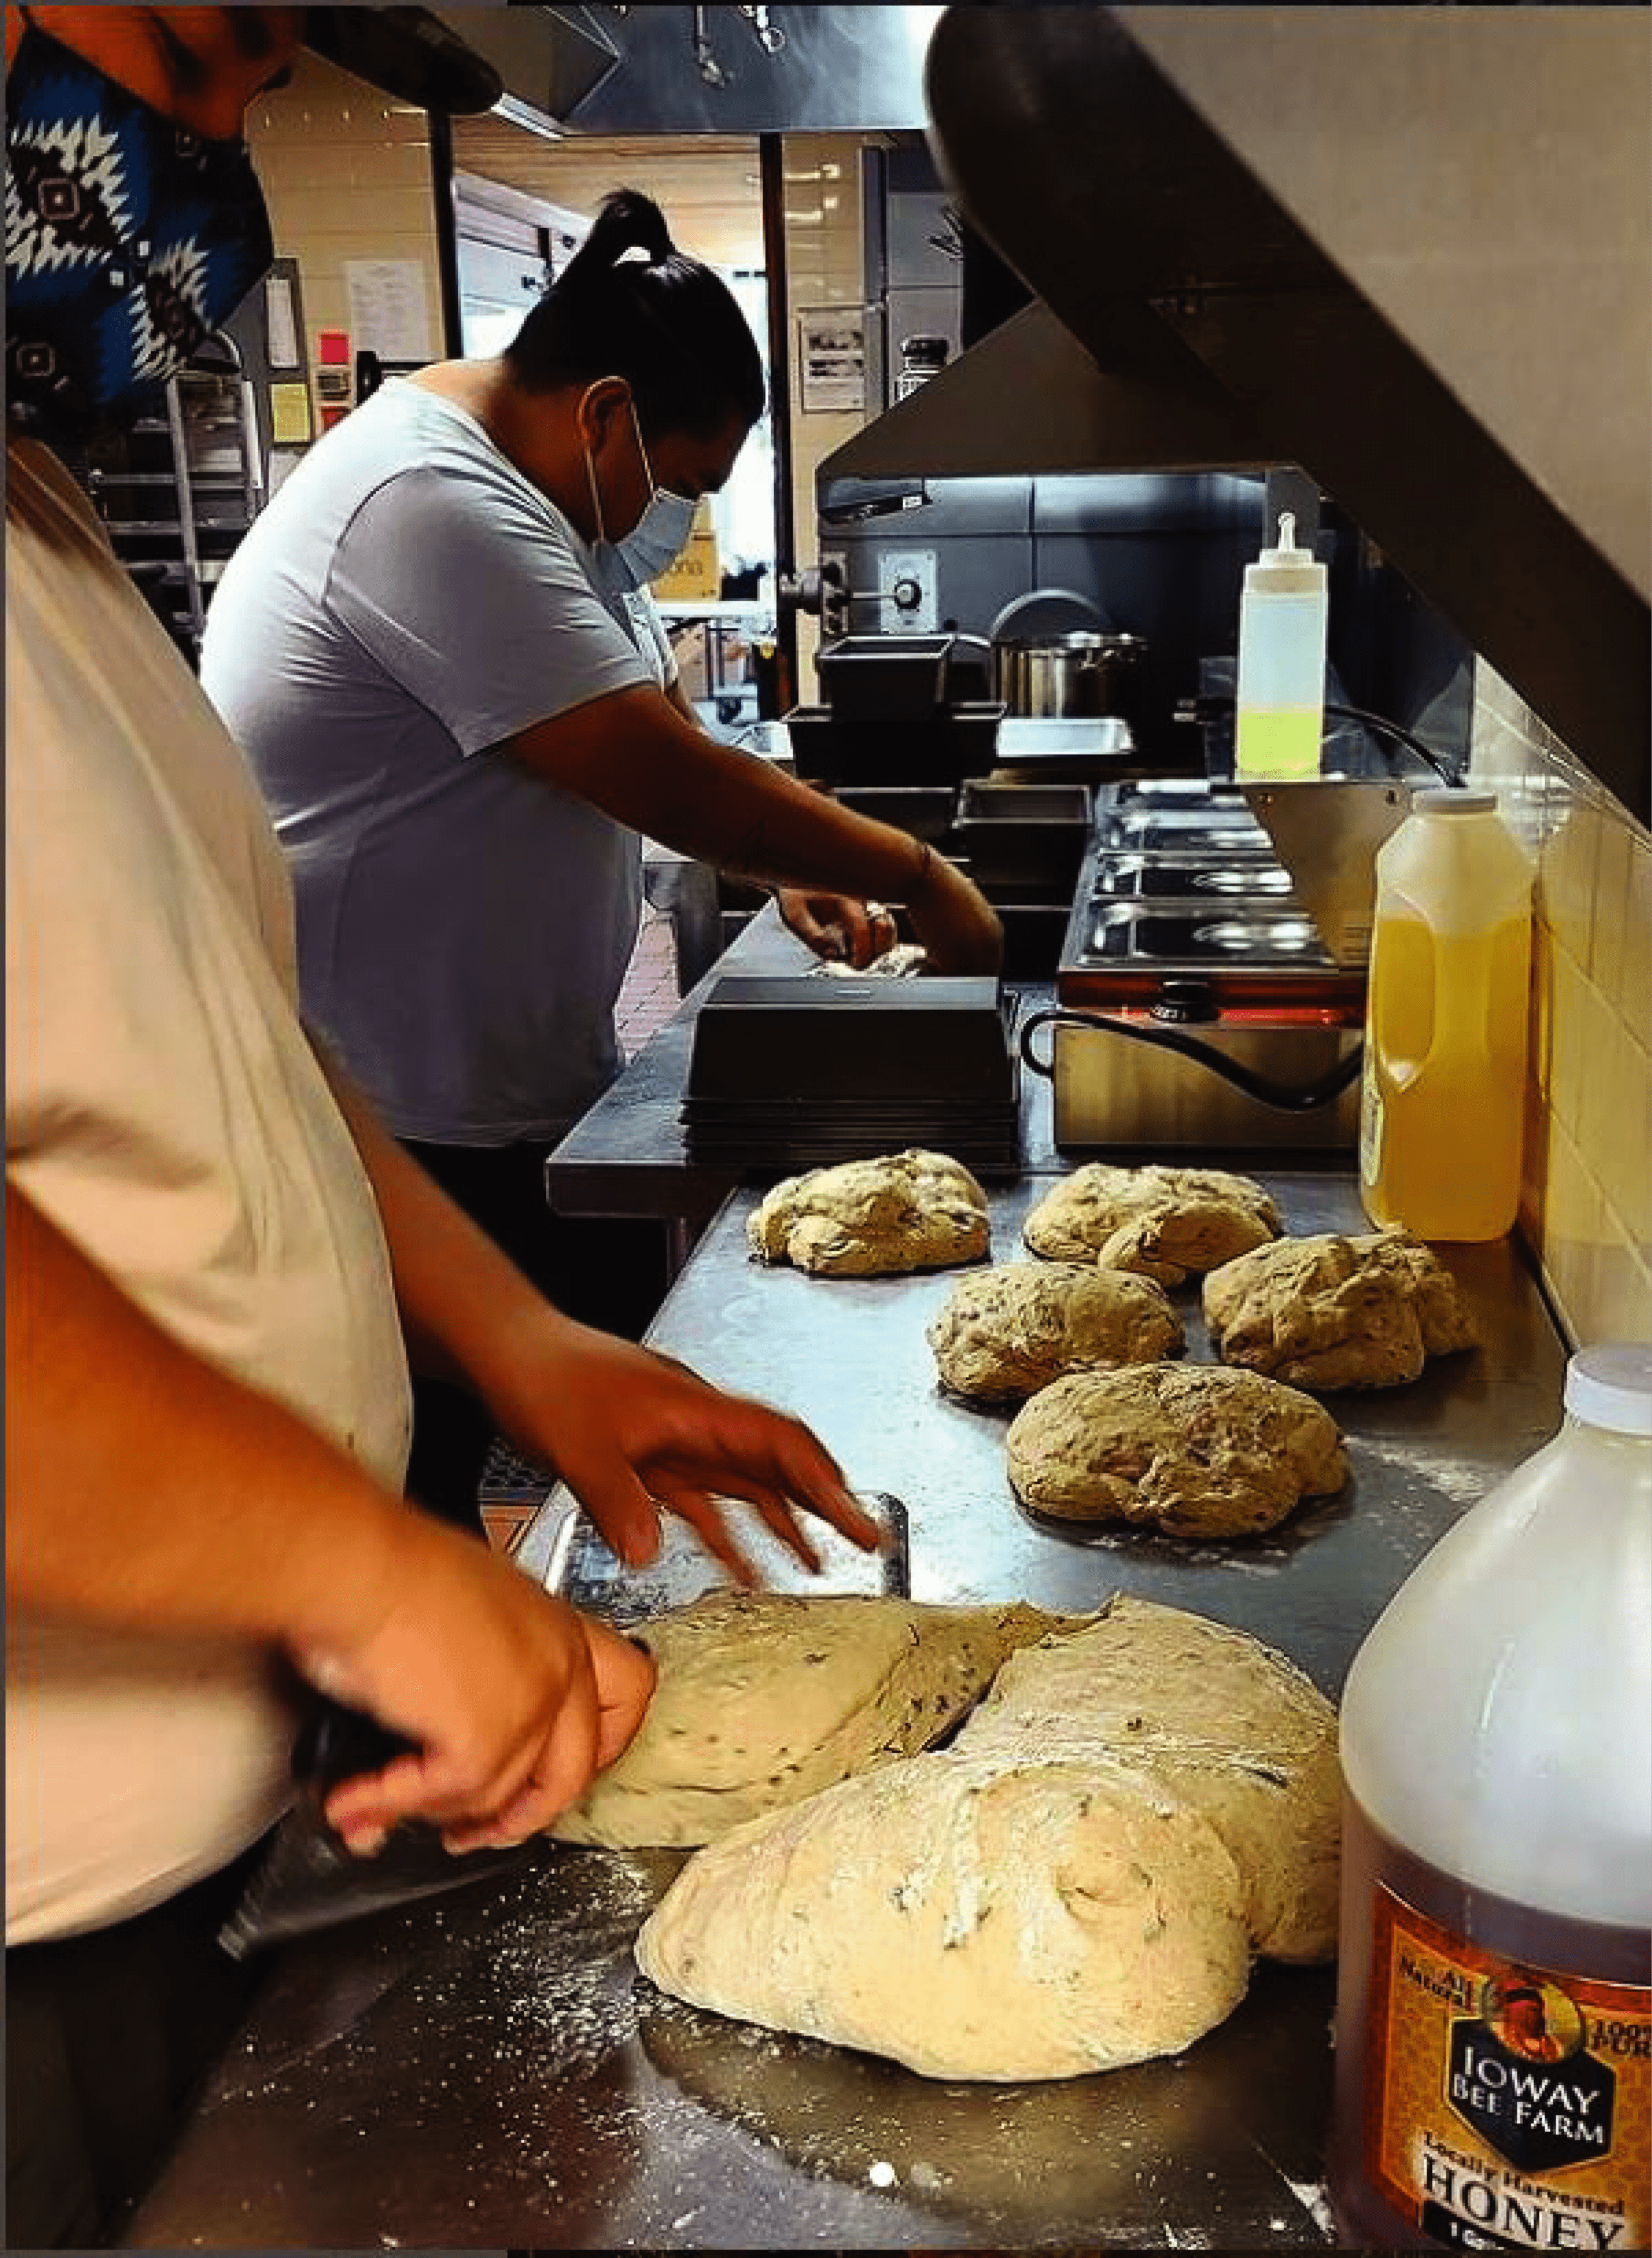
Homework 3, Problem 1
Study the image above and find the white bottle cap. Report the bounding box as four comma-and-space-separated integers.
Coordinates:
1415, 787, 1498, 814
1246, 509, 1326, 596
1564, 1343, 1652, 1435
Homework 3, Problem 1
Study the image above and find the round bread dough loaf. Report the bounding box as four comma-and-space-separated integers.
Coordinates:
550, 1591, 1063, 1847
927, 1262, 1183, 1404
747, 1149, 990, 1276
635, 1596, 1339, 2081
967, 1597, 1341, 1962
1203, 1228, 1479, 1391
1004, 1363, 1347, 1537
1023, 1164, 1280, 1286
638, 1748, 1251, 2081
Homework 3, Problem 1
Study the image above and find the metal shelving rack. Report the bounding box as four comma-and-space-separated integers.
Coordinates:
86, 332, 267, 654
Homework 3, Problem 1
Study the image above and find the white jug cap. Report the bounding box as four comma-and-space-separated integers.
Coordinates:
1415, 788, 1497, 814
1564, 1343, 1652, 1435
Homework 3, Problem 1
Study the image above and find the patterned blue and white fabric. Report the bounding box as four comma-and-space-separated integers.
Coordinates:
5, 24, 272, 436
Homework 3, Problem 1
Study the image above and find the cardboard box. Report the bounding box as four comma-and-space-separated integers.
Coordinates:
650, 499, 720, 601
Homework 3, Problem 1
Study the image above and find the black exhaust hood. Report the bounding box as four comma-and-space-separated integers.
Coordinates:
829, 5, 1649, 822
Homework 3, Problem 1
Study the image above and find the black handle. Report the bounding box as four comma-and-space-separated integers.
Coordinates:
291, 1697, 418, 1793
1019, 1005, 1364, 1114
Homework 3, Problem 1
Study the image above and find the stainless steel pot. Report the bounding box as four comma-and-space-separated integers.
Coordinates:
992, 630, 1147, 721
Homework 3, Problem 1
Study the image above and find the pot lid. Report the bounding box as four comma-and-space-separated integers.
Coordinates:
989, 589, 1107, 641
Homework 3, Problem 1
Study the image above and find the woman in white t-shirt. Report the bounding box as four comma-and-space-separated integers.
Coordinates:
202, 188, 1003, 1529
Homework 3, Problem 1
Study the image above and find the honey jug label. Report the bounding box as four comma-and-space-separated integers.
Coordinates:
1360, 1884, 1650, 2250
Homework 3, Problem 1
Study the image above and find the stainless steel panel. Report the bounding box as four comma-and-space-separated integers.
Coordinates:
1240, 778, 1415, 969
1050, 1018, 1360, 1150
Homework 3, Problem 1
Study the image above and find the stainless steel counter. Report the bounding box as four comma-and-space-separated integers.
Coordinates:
126, 1173, 1567, 2251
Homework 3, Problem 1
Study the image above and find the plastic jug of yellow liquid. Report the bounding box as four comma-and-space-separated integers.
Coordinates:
1327, 1341, 1652, 2252
1359, 788, 1533, 1240
1235, 509, 1328, 779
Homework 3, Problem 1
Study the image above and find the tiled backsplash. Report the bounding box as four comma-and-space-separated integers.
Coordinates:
1471, 663, 1651, 1346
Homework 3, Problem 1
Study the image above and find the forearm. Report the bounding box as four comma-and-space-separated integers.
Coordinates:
514, 690, 927, 902
307, 1041, 563, 1400
5, 1182, 414, 1655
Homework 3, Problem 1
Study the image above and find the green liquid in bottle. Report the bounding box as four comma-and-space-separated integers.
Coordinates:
1236, 705, 1321, 779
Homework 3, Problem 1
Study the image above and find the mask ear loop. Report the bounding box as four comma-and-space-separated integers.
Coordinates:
581, 378, 630, 545
627, 396, 660, 505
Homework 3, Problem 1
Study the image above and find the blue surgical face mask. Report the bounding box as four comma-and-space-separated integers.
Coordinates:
5, 19, 275, 442
584, 397, 699, 595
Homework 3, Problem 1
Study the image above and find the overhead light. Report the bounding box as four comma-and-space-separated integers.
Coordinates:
902, 8, 947, 63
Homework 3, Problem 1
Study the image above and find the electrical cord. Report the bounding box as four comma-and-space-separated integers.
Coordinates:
1020, 1005, 1365, 1114
1323, 701, 1460, 787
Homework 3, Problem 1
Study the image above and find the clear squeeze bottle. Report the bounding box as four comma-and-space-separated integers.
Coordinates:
1360, 788, 1533, 1240
1235, 508, 1328, 779
1327, 1342, 1652, 2252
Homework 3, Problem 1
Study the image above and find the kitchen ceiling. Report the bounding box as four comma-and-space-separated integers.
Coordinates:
450, 122, 764, 268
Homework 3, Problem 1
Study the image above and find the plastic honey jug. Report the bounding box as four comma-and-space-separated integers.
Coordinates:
1327, 1342, 1652, 2251
1359, 789, 1533, 1240
1235, 508, 1328, 780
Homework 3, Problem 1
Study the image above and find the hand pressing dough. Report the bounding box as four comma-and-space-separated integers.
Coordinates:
1203, 1228, 1479, 1391
747, 1149, 990, 1276
550, 1590, 1062, 1848
1023, 1164, 1280, 1286
928, 1262, 1183, 1404
1004, 1364, 1347, 1538
635, 1596, 1339, 2081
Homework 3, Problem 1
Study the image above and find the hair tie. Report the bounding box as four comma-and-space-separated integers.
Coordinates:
612, 244, 654, 268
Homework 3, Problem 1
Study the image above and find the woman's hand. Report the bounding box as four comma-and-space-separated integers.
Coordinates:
481, 1315, 881, 1586
301, 1516, 658, 1854
774, 885, 900, 969
903, 848, 1004, 975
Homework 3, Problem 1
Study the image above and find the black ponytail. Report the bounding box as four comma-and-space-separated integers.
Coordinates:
503, 188, 765, 439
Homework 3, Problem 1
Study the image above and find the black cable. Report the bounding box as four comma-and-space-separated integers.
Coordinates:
1322, 701, 1460, 787
1020, 1007, 1364, 1114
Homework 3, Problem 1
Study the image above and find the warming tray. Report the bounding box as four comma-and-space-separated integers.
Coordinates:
1093, 851, 1299, 902
1083, 901, 1335, 967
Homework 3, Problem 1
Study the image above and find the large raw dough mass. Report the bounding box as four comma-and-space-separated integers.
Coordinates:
927, 1262, 1184, 1404
1022, 1164, 1280, 1286
635, 1596, 1340, 2081
1203, 1228, 1479, 1391
963, 1598, 1340, 1963
747, 1149, 990, 1276
1003, 1364, 1347, 1537
550, 1591, 1062, 1847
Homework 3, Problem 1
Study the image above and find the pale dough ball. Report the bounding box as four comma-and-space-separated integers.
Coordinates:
747, 1149, 991, 1276
637, 1748, 1252, 2081
1203, 1228, 1479, 1391
927, 1262, 1184, 1404
967, 1597, 1342, 1962
1022, 1164, 1280, 1287
550, 1591, 1063, 1847
1004, 1362, 1348, 1538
